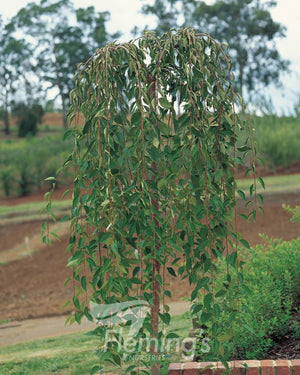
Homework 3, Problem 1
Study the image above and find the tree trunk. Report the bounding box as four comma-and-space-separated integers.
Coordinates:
54, 55, 68, 129
150, 161, 160, 375
3, 108, 10, 135
148, 74, 160, 375
61, 97, 68, 129
239, 62, 244, 97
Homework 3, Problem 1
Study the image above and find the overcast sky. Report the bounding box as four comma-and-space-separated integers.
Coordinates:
2, 0, 300, 114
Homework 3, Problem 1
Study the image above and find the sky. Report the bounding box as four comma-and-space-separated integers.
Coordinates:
2, 0, 300, 114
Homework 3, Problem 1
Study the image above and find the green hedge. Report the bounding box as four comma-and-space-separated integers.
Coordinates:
0, 135, 73, 197
252, 115, 300, 168
194, 236, 300, 361
232, 237, 300, 358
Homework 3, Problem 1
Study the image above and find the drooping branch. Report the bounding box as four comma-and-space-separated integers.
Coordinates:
55, 28, 261, 374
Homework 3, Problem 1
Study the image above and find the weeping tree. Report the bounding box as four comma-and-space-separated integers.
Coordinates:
45, 29, 261, 374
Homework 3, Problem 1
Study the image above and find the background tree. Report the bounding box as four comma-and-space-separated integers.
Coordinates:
141, 0, 181, 35
76, 6, 121, 55
140, 0, 194, 35
190, 0, 289, 96
141, 0, 289, 98
0, 17, 35, 135
11, 0, 119, 128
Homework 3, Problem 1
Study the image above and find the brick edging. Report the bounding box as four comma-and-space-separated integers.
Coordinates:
168, 359, 300, 375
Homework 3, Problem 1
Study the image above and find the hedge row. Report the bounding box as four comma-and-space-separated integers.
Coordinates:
253, 115, 300, 169
0, 135, 73, 197
194, 235, 300, 361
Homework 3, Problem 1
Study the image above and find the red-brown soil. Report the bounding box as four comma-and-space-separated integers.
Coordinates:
0, 189, 299, 323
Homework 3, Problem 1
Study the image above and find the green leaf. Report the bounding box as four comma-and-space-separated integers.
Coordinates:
44, 176, 56, 181
258, 176, 265, 189
156, 273, 163, 285
153, 137, 159, 148
191, 288, 198, 301
166, 332, 180, 339
196, 276, 210, 290
112, 353, 122, 366
227, 251, 237, 266
60, 214, 71, 222
62, 300, 71, 309
81, 276, 87, 291
200, 312, 211, 323
73, 296, 80, 310
167, 267, 176, 277
239, 213, 248, 221
50, 232, 60, 241
237, 189, 246, 201
159, 97, 172, 109
125, 365, 137, 373
61, 189, 71, 199
63, 129, 74, 141
90, 365, 101, 375
64, 278, 71, 287
41, 221, 46, 234
237, 145, 251, 152
240, 238, 250, 249
84, 307, 94, 321
159, 312, 171, 325
98, 232, 112, 244
244, 168, 252, 177
215, 289, 227, 298
168, 240, 183, 253
75, 311, 82, 323
204, 293, 213, 310
249, 184, 254, 197
131, 111, 141, 124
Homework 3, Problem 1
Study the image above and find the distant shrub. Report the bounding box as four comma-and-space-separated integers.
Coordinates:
18, 111, 38, 138
0, 135, 73, 197
252, 115, 300, 168
11, 102, 43, 137
283, 204, 300, 225
31, 104, 45, 124
0, 166, 15, 197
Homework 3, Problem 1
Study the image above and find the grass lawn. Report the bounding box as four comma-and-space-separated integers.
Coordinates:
0, 199, 71, 226
238, 173, 300, 195
0, 313, 192, 375
0, 332, 100, 375
1, 173, 299, 222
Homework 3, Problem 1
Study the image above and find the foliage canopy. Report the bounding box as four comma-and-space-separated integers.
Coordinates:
47, 28, 260, 374
141, 0, 289, 97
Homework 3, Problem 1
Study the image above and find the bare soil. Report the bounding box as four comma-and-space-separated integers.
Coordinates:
264, 334, 300, 359
263, 309, 300, 360
0, 189, 299, 323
